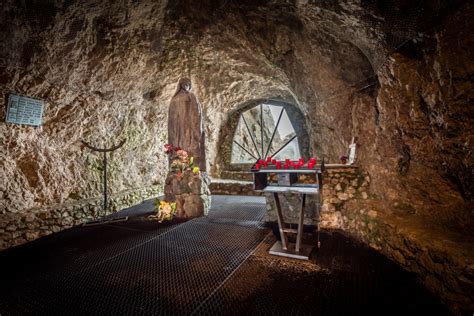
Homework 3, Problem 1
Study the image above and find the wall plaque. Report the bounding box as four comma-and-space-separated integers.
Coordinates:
5, 94, 44, 126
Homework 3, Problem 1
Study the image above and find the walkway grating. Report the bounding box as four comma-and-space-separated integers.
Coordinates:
0, 196, 450, 315
0, 196, 268, 315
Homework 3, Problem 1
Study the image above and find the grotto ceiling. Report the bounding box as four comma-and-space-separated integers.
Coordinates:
0, 1, 472, 240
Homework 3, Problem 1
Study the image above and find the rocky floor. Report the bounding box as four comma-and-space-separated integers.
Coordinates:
0, 196, 451, 315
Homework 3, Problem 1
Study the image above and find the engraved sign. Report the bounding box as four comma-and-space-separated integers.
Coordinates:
5, 94, 44, 126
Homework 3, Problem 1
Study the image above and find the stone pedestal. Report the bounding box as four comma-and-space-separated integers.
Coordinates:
164, 171, 210, 218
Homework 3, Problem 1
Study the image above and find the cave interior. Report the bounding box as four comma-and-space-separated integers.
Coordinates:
0, 0, 473, 315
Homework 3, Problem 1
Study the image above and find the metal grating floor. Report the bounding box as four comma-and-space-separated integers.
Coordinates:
194, 231, 451, 315
0, 196, 450, 315
0, 196, 268, 315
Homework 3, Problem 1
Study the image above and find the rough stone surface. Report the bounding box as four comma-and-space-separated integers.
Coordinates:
264, 166, 370, 226
0, 0, 472, 314
338, 200, 474, 315
209, 178, 262, 197
164, 172, 210, 218
0, 186, 161, 250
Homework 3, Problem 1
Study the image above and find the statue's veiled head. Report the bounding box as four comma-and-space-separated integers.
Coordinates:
174, 77, 192, 95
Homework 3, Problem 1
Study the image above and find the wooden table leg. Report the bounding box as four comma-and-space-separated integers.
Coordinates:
296, 193, 306, 252
273, 192, 288, 250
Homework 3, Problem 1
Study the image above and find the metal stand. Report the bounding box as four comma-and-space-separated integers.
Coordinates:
82, 139, 128, 225
252, 162, 324, 260
269, 192, 316, 260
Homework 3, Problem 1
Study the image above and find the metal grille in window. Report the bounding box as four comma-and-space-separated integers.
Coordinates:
231, 103, 301, 163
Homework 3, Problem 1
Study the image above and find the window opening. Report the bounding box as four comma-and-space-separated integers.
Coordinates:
231, 103, 301, 164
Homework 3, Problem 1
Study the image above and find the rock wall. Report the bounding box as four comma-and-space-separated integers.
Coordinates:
352, 4, 474, 229
264, 166, 370, 226
0, 186, 161, 250
209, 178, 262, 197
338, 202, 474, 315
0, 1, 172, 217
0, 0, 307, 227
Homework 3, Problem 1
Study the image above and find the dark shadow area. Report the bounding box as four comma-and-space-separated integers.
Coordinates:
197, 229, 452, 315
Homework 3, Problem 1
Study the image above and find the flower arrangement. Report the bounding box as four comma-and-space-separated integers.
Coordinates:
165, 144, 200, 177
152, 199, 177, 222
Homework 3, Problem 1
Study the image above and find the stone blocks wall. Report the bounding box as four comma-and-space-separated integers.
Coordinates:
0, 186, 161, 250
264, 166, 370, 226
320, 167, 371, 228
209, 178, 262, 196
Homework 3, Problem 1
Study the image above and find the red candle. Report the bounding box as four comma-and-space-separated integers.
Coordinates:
294, 164, 300, 169
263, 161, 268, 167
255, 164, 260, 170
266, 156, 272, 162
271, 159, 277, 164
258, 159, 264, 164
276, 162, 282, 169
309, 157, 316, 163
285, 158, 290, 164
284, 164, 289, 169
308, 163, 314, 169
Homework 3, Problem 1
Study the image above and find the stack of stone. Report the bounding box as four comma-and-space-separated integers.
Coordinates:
0, 185, 162, 250
264, 167, 371, 228
164, 171, 210, 218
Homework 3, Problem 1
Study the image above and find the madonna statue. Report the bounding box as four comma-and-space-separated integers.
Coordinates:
168, 77, 206, 171
165, 77, 209, 218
